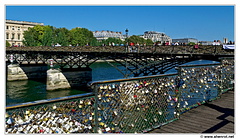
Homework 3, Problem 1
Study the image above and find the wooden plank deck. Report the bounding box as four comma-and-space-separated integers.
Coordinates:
149, 90, 234, 133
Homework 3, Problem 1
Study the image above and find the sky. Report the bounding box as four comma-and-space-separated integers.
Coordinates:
6, 5, 234, 42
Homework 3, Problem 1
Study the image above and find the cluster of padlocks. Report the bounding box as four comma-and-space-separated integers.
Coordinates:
5, 58, 234, 134
96, 76, 178, 133
6, 97, 95, 134
178, 65, 221, 112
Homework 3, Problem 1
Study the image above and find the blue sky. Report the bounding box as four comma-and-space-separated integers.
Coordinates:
6, 5, 234, 41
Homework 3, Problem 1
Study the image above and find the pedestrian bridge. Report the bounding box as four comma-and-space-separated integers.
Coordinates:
6, 45, 234, 90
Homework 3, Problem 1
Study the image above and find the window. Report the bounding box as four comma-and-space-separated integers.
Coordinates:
6, 33, 9, 39
6, 26, 9, 30
18, 34, 21, 40
12, 26, 15, 30
18, 27, 20, 31
12, 33, 15, 39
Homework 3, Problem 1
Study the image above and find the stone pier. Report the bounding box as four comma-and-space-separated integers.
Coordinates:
46, 69, 71, 91
46, 68, 92, 91
7, 64, 28, 81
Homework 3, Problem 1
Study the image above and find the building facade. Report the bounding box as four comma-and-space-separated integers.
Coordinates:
141, 31, 172, 44
5, 20, 44, 46
93, 30, 125, 41
172, 38, 198, 44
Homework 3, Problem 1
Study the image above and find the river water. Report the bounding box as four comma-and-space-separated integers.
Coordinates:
6, 60, 219, 106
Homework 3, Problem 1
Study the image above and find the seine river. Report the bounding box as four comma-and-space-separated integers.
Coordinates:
6, 60, 219, 106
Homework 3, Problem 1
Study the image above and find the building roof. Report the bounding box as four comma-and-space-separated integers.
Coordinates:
6, 19, 44, 26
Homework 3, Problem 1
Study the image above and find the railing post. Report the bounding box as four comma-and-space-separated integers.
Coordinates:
176, 66, 182, 118
93, 84, 99, 133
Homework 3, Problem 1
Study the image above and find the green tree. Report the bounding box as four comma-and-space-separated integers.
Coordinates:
23, 27, 38, 46
125, 35, 145, 45
80, 28, 94, 44
34, 25, 46, 46
6, 40, 11, 47
23, 25, 46, 46
145, 39, 153, 46
188, 42, 196, 46
69, 27, 94, 46
54, 28, 70, 46
103, 37, 124, 46
42, 26, 54, 46
90, 38, 100, 46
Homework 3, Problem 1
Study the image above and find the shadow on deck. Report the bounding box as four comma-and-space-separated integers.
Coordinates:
149, 91, 234, 133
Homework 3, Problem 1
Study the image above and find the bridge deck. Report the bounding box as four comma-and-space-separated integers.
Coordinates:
149, 90, 234, 133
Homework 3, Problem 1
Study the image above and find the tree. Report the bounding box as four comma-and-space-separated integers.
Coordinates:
54, 28, 70, 46
23, 27, 38, 46
102, 37, 124, 46
125, 35, 146, 45
90, 38, 100, 46
6, 40, 11, 47
42, 26, 53, 46
69, 27, 94, 46
80, 28, 94, 44
188, 42, 196, 46
23, 25, 96, 47
145, 39, 154, 46
23, 25, 46, 46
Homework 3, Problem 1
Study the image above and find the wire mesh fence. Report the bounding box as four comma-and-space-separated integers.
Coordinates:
5, 57, 234, 134
5, 94, 95, 134
92, 74, 179, 133
177, 64, 222, 113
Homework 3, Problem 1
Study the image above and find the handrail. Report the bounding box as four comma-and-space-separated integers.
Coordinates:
6, 92, 94, 110
179, 63, 221, 68
89, 73, 178, 86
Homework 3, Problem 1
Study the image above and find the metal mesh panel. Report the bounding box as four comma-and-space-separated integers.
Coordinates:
5, 96, 95, 134
220, 58, 234, 92
94, 75, 179, 133
178, 64, 222, 113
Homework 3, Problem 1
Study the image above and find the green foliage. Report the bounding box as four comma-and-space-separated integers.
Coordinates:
23, 27, 39, 46
42, 26, 54, 46
125, 35, 153, 46
146, 39, 154, 46
54, 28, 70, 46
188, 42, 196, 46
126, 35, 144, 44
69, 28, 87, 46
90, 38, 101, 46
23, 25, 95, 47
6, 40, 11, 47
102, 37, 124, 45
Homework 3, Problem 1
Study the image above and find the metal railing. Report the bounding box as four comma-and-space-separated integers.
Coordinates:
6, 45, 234, 55
5, 58, 234, 134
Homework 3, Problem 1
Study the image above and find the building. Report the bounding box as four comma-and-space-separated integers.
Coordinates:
141, 31, 172, 44
198, 41, 213, 45
93, 30, 125, 41
172, 38, 198, 44
5, 20, 44, 46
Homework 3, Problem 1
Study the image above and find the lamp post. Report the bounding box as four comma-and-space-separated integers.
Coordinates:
125, 28, 128, 38
125, 28, 129, 76
125, 29, 129, 52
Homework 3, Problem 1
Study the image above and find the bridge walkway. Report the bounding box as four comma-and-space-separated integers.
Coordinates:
149, 90, 234, 133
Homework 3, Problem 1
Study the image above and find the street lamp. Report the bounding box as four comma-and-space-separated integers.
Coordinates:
125, 28, 128, 38
125, 28, 129, 52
